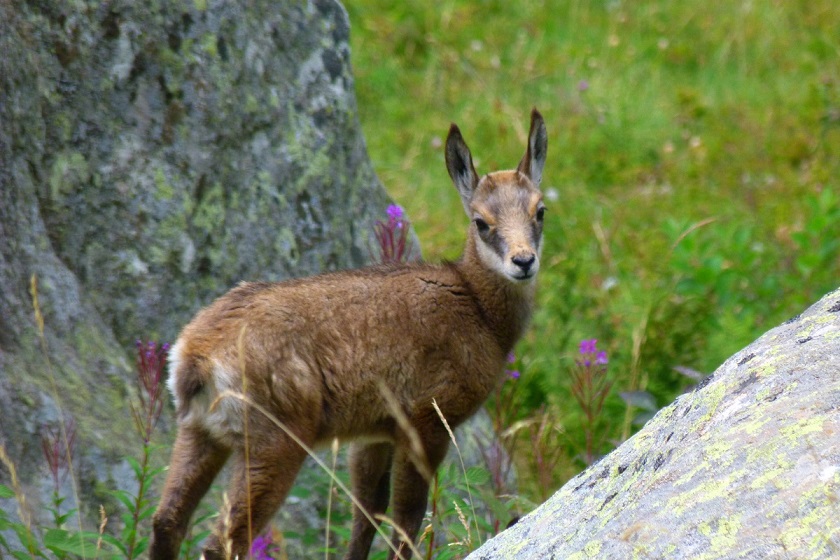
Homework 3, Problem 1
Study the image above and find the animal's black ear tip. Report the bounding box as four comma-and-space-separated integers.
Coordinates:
531, 107, 544, 124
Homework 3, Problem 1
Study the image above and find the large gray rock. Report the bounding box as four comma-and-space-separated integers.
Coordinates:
468, 287, 840, 559
0, 0, 393, 529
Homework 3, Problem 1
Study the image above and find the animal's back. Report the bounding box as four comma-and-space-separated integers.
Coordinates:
168, 261, 505, 445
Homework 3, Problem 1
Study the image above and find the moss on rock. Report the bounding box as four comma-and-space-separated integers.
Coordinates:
1, 0, 402, 532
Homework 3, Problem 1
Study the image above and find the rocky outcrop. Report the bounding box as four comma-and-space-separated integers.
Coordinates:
0, 0, 393, 528
468, 288, 840, 559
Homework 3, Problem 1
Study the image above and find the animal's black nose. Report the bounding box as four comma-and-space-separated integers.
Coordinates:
512, 254, 536, 272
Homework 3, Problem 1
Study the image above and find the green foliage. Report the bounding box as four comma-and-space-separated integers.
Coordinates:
43, 529, 122, 559
423, 462, 521, 559
178, 509, 216, 560
6, 2, 840, 558
0, 440, 165, 559
346, 0, 840, 500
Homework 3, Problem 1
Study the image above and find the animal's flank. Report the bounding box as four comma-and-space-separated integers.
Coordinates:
150, 108, 548, 560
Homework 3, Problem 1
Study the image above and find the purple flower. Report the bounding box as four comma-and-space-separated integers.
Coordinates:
387, 204, 405, 223
373, 204, 413, 264
506, 369, 520, 380
132, 340, 169, 443
507, 352, 516, 364
570, 338, 612, 465
579, 339, 597, 354
578, 79, 589, 92
250, 531, 280, 560
41, 416, 77, 489
578, 339, 608, 368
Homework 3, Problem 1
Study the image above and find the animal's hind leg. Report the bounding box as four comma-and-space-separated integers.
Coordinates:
150, 425, 231, 560
201, 427, 311, 560
345, 441, 395, 560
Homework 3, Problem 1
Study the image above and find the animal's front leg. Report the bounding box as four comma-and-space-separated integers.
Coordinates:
387, 437, 450, 560
345, 441, 395, 560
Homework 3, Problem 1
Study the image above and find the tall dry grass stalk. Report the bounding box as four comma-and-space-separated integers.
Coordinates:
0, 445, 37, 559
376, 381, 432, 482
29, 274, 86, 556
96, 505, 109, 556
431, 399, 481, 548
237, 326, 254, 551
324, 437, 340, 560
219, 493, 234, 560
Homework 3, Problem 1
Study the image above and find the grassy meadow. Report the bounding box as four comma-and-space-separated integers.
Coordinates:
3, 2, 839, 559
346, 0, 840, 493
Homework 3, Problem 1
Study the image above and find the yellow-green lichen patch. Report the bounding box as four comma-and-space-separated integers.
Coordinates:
666, 468, 750, 516
631, 428, 654, 452
672, 453, 712, 488
583, 540, 602, 556
750, 362, 779, 381
749, 465, 789, 491
503, 538, 530, 557
698, 515, 743, 559
779, 414, 828, 444
49, 151, 90, 200
747, 438, 793, 470
653, 404, 677, 424
741, 412, 774, 437
692, 379, 728, 430
704, 438, 735, 464
566, 540, 604, 559
616, 466, 647, 499
200, 32, 218, 57
777, 473, 840, 557
154, 165, 175, 200
754, 379, 798, 406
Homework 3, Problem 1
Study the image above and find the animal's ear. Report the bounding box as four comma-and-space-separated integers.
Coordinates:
445, 124, 479, 216
516, 108, 547, 186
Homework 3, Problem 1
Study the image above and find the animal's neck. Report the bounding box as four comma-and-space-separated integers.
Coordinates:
455, 235, 537, 353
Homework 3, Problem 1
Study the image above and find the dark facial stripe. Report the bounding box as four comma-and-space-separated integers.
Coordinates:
479, 225, 508, 261
531, 220, 543, 250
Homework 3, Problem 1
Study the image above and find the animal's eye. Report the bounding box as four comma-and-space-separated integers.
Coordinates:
536, 207, 546, 222
474, 218, 490, 234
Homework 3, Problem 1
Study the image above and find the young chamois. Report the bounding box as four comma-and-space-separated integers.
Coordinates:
150, 109, 548, 560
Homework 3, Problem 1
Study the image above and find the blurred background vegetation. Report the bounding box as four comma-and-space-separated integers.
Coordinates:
4, 3, 838, 558
345, 0, 840, 496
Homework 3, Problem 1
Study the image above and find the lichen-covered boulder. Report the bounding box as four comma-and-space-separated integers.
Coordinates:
468, 288, 840, 560
0, 0, 394, 530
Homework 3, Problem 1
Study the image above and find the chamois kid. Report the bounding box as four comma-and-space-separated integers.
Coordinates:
151, 109, 548, 560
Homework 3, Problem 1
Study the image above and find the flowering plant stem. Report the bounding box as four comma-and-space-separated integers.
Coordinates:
121, 340, 169, 559
571, 339, 612, 465
124, 443, 153, 560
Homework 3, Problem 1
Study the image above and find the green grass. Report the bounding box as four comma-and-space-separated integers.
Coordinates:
346, 0, 840, 488
5, 4, 839, 558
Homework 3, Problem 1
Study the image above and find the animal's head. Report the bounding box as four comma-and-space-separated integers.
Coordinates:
446, 108, 548, 282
